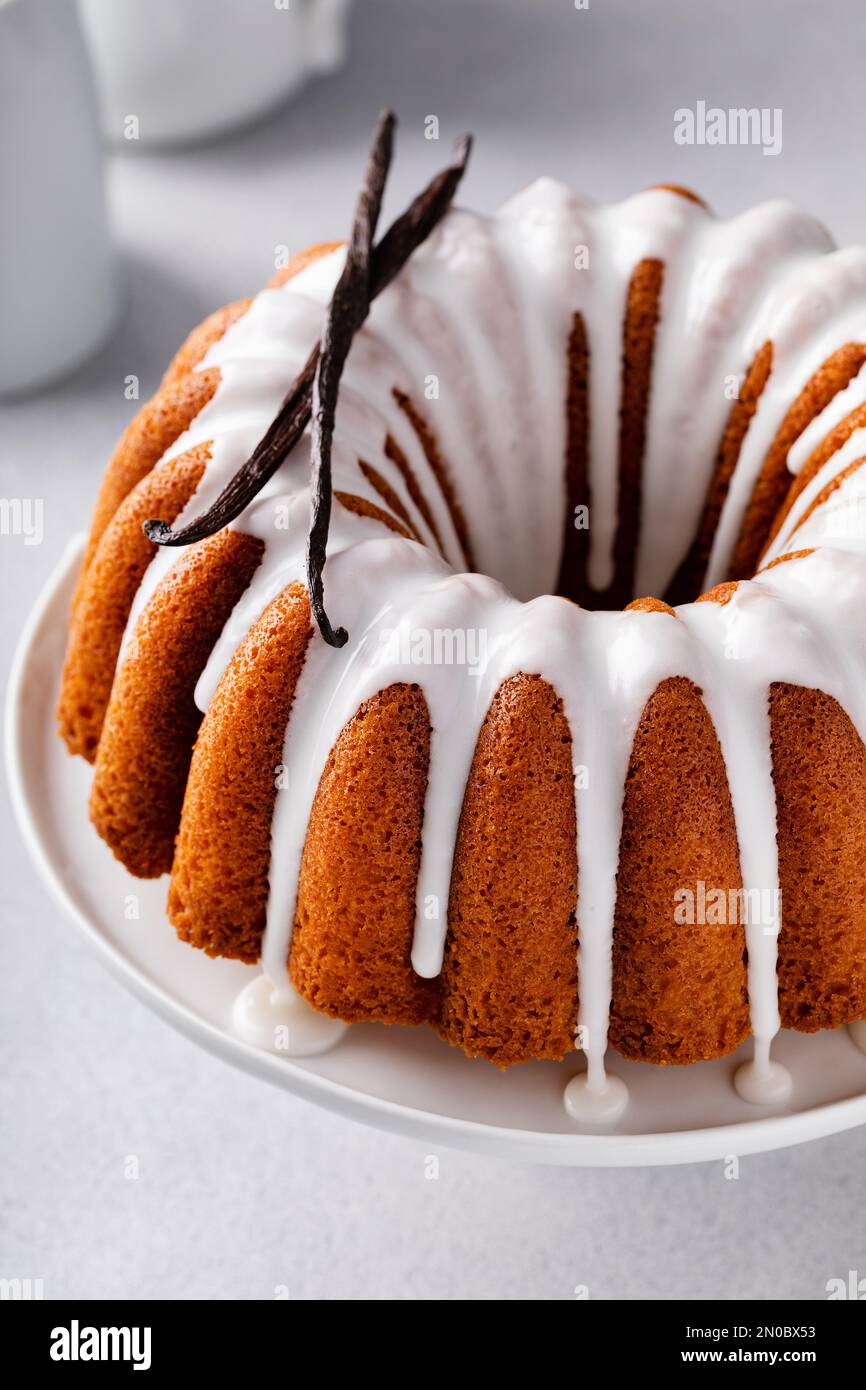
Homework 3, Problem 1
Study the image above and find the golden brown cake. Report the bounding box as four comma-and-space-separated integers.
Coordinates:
57, 180, 866, 1113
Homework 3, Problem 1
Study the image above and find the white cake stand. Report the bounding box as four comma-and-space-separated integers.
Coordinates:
8, 537, 866, 1166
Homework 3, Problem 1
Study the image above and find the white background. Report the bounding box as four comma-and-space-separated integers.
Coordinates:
3, 0, 866, 1299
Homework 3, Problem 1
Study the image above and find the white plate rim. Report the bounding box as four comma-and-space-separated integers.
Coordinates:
6, 536, 866, 1167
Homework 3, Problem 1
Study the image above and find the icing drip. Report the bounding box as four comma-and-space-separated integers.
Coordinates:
563, 1070, 629, 1125
117, 181, 866, 1114
734, 1038, 793, 1106
232, 975, 347, 1057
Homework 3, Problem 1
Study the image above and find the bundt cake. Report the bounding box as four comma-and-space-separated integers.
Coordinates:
57, 132, 866, 1118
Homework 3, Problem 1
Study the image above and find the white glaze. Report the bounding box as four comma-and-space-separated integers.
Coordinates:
734, 1039, 793, 1106
116, 182, 866, 1112
563, 1071, 630, 1125
232, 974, 347, 1057
787, 359, 866, 475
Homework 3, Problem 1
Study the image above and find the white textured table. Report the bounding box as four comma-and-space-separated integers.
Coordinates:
3, 0, 866, 1300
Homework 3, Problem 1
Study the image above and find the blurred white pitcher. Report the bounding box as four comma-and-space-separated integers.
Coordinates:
80, 0, 352, 147
0, 0, 118, 395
